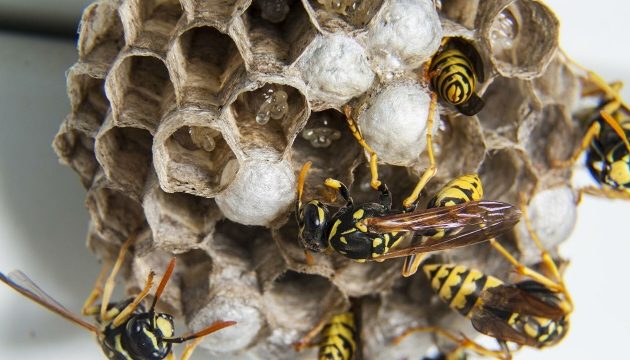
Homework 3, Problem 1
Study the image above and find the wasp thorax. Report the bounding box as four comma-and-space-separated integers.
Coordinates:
125, 312, 174, 360
299, 200, 331, 252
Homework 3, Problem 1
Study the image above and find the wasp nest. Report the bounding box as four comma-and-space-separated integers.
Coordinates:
55, 0, 583, 358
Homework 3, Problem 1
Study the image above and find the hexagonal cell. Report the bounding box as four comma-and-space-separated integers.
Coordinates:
95, 120, 153, 201
180, 0, 250, 24
229, 81, 308, 159
478, 147, 537, 203
478, 76, 539, 144
207, 219, 273, 268
291, 109, 362, 195
107, 54, 175, 133
86, 176, 147, 242
333, 260, 400, 297
439, 0, 479, 29
78, 1, 125, 74
433, 115, 486, 182
519, 104, 577, 175
349, 162, 417, 209
67, 69, 110, 136
303, 0, 384, 33
531, 53, 581, 109
119, 0, 184, 53
143, 175, 220, 253
129, 250, 182, 316
240, 0, 318, 70
154, 111, 240, 197
169, 25, 245, 108
53, 118, 99, 188
476, 0, 559, 78
263, 271, 344, 333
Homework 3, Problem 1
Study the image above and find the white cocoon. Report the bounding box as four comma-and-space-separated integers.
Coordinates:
216, 159, 295, 226
357, 83, 439, 166
299, 34, 375, 106
367, 0, 442, 76
517, 186, 577, 264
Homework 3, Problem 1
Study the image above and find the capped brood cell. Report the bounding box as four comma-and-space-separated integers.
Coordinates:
118, 0, 184, 54
77, 1, 125, 75
95, 117, 153, 200
168, 25, 245, 108
106, 53, 175, 132
227, 79, 308, 159
239, 0, 318, 70
153, 110, 240, 197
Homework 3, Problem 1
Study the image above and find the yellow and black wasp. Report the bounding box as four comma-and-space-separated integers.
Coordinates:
296, 105, 518, 269
392, 194, 573, 359
427, 37, 486, 116
0, 230, 236, 360
553, 66, 630, 201
294, 298, 362, 360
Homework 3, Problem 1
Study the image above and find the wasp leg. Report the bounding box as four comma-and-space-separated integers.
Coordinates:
324, 178, 354, 207
100, 230, 140, 321
81, 260, 112, 316
402, 92, 438, 211
294, 314, 330, 352
401, 252, 429, 278
391, 326, 510, 359
377, 183, 393, 210
578, 186, 630, 202
179, 336, 204, 360
551, 121, 601, 168
111, 271, 155, 327
343, 105, 382, 190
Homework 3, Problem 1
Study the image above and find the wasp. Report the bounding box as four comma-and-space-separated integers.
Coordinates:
392, 194, 573, 359
553, 66, 630, 201
427, 37, 485, 116
0, 230, 236, 360
297, 102, 520, 269
294, 298, 362, 360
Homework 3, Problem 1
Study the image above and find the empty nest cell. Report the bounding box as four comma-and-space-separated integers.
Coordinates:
170, 25, 244, 108
107, 54, 175, 132
241, 0, 318, 69
95, 122, 153, 200
155, 112, 239, 197
304, 0, 384, 33
229, 82, 308, 158
119, 0, 184, 53
67, 70, 110, 136
478, 147, 537, 203
53, 121, 99, 188
78, 1, 125, 73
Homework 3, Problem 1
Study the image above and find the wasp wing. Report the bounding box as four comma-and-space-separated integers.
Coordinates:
479, 281, 567, 320
470, 307, 539, 347
0, 271, 97, 332
364, 201, 520, 261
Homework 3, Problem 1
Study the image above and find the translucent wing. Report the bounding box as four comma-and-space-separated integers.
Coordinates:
0, 271, 97, 332
479, 281, 567, 320
364, 201, 521, 261
470, 307, 539, 347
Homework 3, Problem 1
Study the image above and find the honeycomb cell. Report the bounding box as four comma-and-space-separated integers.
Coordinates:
53, 119, 99, 188
86, 174, 147, 242
439, 0, 480, 29
532, 53, 581, 109
129, 250, 182, 315
207, 219, 272, 268
119, 0, 184, 54
433, 114, 486, 182
478, 147, 537, 203
143, 174, 220, 253
107, 54, 175, 133
228, 81, 308, 159
169, 25, 245, 108
78, 1, 125, 75
477, 76, 539, 145
239, 0, 318, 70
477, 0, 559, 79
303, 0, 385, 33
180, 0, 250, 24
67, 67, 110, 136
95, 118, 153, 201
154, 110, 240, 197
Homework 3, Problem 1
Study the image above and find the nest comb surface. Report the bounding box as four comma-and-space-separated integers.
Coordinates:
54, 0, 585, 358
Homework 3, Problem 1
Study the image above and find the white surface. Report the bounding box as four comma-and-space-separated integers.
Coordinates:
0, 1, 629, 359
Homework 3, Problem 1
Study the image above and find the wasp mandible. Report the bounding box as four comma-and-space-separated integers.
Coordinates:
0, 230, 236, 360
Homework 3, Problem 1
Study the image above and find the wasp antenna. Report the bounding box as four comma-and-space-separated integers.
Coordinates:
164, 320, 237, 344
297, 161, 312, 206
150, 257, 176, 312
599, 110, 630, 152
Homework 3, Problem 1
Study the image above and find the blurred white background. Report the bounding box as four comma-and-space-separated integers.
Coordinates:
0, 0, 628, 359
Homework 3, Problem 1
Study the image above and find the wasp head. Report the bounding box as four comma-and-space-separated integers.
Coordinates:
125, 312, 174, 360
296, 200, 330, 252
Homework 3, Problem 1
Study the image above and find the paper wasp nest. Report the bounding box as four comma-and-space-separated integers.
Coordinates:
54, 0, 582, 358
